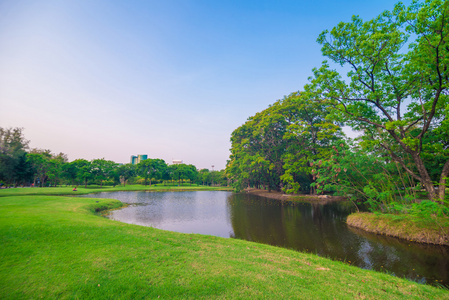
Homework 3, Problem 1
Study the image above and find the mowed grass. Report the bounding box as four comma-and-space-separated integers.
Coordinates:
0, 184, 231, 197
1, 196, 448, 299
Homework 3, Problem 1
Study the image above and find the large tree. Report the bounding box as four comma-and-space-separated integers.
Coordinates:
115, 164, 136, 187
227, 92, 341, 193
71, 159, 93, 188
312, 0, 448, 201
137, 158, 167, 186
91, 158, 117, 187
227, 104, 288, 192
168, 164, 197, 186
280, 92, 343, 194
0, 127, 31, 186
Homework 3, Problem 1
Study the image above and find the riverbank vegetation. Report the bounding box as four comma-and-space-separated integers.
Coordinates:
1, 194, 447, 299
226, 0, 448, 234
347, 212, 449, 246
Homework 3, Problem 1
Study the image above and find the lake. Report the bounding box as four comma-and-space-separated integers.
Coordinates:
81, 190, 449, 286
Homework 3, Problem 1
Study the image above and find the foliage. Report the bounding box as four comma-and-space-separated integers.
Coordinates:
137, 158, 168, 186
226, 92, 342, 193
115, 164, 136, 187
0, 128, 230, 189
196, 169, 227, 186
0, 127, 32, 186
91, 158, 117, 187
311, 0, 449, 201
71, 159, 93, 188
315, 141, 421, 212
388, 200, 449, 219
168, 163, 198, 186
27, 149, 68, 187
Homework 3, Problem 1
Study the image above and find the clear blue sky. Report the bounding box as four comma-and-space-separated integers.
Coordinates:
0, 0, 410, 170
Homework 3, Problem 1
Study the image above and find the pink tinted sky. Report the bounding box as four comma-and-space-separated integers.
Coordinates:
0, 0, 409, 170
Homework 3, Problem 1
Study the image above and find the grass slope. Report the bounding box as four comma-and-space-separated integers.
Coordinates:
0, 195, 448, 299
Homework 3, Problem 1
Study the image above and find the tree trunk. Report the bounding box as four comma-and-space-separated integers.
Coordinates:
438, 159, 449, 202
310, 174, 317, 195
411, 153, 437, 200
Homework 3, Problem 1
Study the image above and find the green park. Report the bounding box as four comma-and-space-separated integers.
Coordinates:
1, 0, 449, 298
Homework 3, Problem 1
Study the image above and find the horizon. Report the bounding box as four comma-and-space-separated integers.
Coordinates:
0, 0, 410, 170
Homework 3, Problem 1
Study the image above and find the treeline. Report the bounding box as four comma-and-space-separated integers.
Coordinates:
226, 0, 448, 212
0, 127, 227, 188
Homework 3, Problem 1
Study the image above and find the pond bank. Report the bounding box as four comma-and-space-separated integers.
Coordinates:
246, 188, 449, 246
347, 212, 449, 246
1, 195, 447, 298
244, 188, 346, 204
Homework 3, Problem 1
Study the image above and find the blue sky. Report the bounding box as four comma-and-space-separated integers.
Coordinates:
0, 0, 409, 170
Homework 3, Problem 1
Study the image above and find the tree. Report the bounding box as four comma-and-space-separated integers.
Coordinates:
227, 103, 289, 192
137, 159, 168, 186
27, 149, 68, 187
72, 159, 93, 188
0, 127, 31, 186
280, 92, 343, 194
198, 169, 211, 185
314, 140, 420, 212
27, 151, 52, 187
62, 161, 79, 186
312, 0, 449, 201
91, 159, 117, 187
168, 164, 197, 186
116, 164, 136, 187
226, 92, 341, 193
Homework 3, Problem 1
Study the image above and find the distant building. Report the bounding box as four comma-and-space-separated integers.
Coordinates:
130, 154, 148, 165
172, 159, 183, 165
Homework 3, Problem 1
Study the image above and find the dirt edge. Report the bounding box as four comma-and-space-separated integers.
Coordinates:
243, 188, 346, 204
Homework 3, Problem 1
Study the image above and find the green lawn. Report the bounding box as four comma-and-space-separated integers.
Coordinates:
0, 184, 231, 197
0, 193, 447, 299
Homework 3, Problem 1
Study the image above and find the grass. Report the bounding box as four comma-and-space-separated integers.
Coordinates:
0, 194, 448, 298
347, 212, 449, 246
0, 184, 231, 197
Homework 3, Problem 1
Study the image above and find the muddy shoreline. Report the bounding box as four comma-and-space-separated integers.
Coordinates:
243, 188, 347, 204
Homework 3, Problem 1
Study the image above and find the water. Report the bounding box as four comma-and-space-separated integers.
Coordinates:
81, 190, 449, 286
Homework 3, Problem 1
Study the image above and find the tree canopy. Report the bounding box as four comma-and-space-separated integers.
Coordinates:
310, 0, 448, 201
226, 92, 342, 193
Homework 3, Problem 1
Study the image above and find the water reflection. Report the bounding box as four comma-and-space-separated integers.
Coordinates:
85, 191, 233, 237
81, 191, 449, 286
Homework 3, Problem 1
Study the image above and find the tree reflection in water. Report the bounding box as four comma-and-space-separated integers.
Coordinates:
227, 193, 448, 286
82, 191, 448, 286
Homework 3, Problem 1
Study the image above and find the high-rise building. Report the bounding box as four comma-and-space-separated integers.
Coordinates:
138, 154, 148, 162
130, 154, 148, 165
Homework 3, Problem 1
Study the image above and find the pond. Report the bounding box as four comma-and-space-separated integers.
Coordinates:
81, 190, 449, 287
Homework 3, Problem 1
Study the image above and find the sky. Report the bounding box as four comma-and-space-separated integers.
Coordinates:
0, 0, 410, 170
